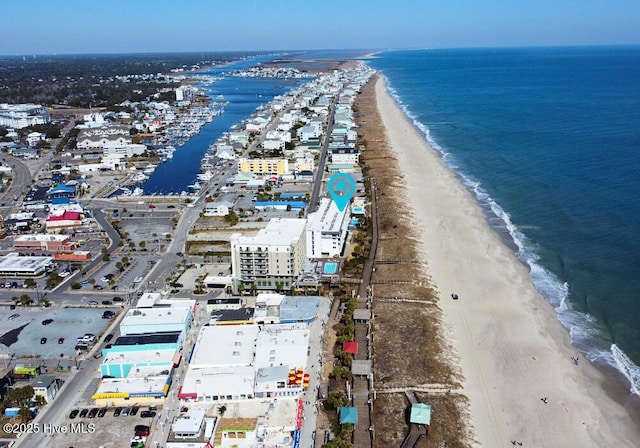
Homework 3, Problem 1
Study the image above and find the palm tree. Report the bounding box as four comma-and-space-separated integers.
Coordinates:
250, 283, 257, 296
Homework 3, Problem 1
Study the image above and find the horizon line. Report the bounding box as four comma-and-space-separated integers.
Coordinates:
2, 43, 639, 58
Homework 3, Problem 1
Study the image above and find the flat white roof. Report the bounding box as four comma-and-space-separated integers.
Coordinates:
307, 198, 348, 233
181, 365, 255, 397
232, 218, 306, 247
190, 325, 259, 368
94, 375, 169, 395
136, 292, 163, 307
172, 408, 206, 434
0, 253, 52, 273
102, 348, 176, 365
121, 306, 191, 326
14, 234, 69, 243
254, 324, 309, 370
255, 293, 285, 307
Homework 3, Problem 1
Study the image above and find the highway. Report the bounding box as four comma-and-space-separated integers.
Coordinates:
0, 155, 31, 214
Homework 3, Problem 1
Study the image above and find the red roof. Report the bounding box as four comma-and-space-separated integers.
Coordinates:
343, 341, 358, 354
47, 211, 81, 221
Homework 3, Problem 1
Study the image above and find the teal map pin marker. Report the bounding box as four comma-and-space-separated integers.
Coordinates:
327, 173, 355, 212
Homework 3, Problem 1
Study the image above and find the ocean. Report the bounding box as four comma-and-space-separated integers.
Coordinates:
367, 46, 640, 395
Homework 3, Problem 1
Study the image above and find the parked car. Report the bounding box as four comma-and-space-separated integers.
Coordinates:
101, 300, 112, 305
87, 300, 99, 305
8, 313, 19, 320
69, 409, 79, 419
93, 285, 104, 290
42, 319, 53, 325
88, 408, 98, 418
97, 408, 107, 417
122, 407, 130, 416
140, 410, 156, 418
112, 296, 123, 302
104, 334, 114, 343
176, 252, 184, 257
134, 425, 150, 436
79, 409, 89, 418
40, 337, 47, 344
130, 406, 139, 416
113, 407, 122, 417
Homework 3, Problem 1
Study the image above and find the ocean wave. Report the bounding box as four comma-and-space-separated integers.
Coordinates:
377, 69, 640, 397
612, 344, 640, 396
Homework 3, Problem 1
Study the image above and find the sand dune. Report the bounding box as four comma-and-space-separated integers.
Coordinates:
374, 76, 640, 447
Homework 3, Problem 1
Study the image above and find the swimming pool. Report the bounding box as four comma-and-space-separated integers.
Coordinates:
323, 262, 338, 275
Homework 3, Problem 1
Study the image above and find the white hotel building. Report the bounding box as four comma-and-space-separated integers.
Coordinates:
230, 218, 307, 292
306, 198, 350, 258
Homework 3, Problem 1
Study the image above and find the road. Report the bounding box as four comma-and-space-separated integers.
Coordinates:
0, 155, 31, 215
13, 314, 126, 448
308, 96, 338, 213
298, 298, 331, 448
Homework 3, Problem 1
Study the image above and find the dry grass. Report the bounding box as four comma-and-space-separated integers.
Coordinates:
372, 393, 471, 448
355, 75, 472, 447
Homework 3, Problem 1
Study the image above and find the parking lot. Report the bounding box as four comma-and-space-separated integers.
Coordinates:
47, 406, 160, 448
0, 306, 118, 358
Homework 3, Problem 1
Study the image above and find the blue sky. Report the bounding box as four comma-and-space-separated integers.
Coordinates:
2, 0, 639, 55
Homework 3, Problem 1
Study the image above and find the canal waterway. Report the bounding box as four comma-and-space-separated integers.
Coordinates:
141, 56, 304, 194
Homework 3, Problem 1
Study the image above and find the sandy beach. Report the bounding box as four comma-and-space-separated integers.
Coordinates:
374, 76, 640, 447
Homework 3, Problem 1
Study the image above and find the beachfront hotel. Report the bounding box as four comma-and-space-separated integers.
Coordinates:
230, 218, 307, 292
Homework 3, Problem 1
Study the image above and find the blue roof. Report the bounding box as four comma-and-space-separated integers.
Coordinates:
279, 297, 321, 323
49, 184, 75, 193
280, 193, 307, 199
254, 201, 306, 209
410, 403, 432, 425
339, 407, 358, 424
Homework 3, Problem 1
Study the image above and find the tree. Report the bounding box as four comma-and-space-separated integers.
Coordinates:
71, 282, 82, 290
115, 261, 123, 272
18, 406, 33, 423
250, 283, 257, 296
102, 254, 110, 262
129, 241, 136, 249
139, 240, 146, 249
19, 294, 31, 306
24, 278, 36, 288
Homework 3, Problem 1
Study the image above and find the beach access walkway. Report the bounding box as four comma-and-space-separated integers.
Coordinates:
350, 179, 379, 448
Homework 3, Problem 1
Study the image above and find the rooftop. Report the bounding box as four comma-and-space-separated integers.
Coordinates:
121, 306, 191, 327
231, 218, 306, 247
190, 325, 259, 368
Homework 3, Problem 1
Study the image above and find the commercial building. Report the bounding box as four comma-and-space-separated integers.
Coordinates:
230, 218, 307, 292
102, 143, 147, 158
179, 323, 310, 403
119, 306, 193, 337
0, 253, 52, 277
0, 104, 50, 129
306, 198, 350, 258
100, 348, 176, 378
76, 125, 131, 150
13, 234, 76, 253
91, 366, 171, 405
238, 158, 289, 176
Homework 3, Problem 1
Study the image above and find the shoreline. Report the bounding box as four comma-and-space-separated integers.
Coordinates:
372, 75, 640, 446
